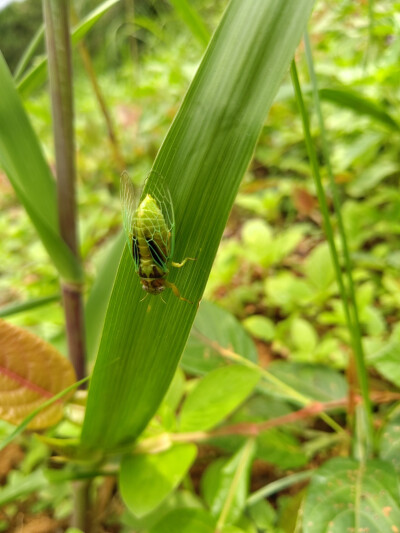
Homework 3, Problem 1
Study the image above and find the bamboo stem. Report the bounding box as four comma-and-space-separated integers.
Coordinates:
43, 0, 86, 382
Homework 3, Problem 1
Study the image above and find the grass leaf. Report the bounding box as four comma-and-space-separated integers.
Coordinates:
81, 0, 315, 452
0, 53, 82, 282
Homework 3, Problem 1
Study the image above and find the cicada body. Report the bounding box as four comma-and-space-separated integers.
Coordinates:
121, 171, 194, 301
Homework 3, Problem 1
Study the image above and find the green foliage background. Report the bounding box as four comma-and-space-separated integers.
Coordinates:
1, 0, 400, 531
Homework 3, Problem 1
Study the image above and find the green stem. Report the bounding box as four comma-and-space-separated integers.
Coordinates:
303, 33, 372, 456
247, 470, 313, 506
71, 6, 125, 171
193, 329, 345, 435
290, 58, 373, 451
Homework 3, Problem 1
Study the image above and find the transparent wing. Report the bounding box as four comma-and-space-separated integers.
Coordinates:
120, 171, 138, 263
142, 170, 176, 259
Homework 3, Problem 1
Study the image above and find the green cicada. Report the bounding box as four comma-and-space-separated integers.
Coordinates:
121, 171, 194, 302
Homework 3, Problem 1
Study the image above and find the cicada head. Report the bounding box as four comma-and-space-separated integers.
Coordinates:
141, 278, 166, 295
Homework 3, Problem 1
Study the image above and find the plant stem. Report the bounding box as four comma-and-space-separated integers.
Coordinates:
192, 329, 345, 435
71, 6, 125, 171
290, 59, 373, 452
303, 32, 371, 449
43, 0, 86, 382
71, 480, 90, 531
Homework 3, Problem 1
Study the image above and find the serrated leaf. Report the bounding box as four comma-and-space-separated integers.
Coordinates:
119, 443, 197, 517
304, 458, 400, 532
201, 440, 255, 526
179, 366, 260, 433
0, 320, 76, 429
183, 301, 258, 375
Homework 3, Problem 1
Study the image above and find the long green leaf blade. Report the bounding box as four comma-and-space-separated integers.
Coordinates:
81, 0, 315, 452
319, 87, 400, 131
0, 53, 81, 282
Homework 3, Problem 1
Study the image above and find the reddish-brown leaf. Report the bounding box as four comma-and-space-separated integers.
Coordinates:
0, 320, 76, 429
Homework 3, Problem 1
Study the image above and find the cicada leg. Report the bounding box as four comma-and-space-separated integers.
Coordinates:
164, 280, 192, 304
171, 257, 196, 268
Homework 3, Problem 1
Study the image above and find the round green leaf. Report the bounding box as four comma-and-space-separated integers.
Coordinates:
119, 444, 197, 517
179, 365, 260, 432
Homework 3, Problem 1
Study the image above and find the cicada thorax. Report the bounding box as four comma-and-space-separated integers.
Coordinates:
132, 194, 172, 295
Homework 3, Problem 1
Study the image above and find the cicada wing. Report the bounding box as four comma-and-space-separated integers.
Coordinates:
143, 170, 176, 260
120, 171, 140, 271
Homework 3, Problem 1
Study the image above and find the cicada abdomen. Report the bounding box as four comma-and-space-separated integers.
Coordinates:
120, 171, 194, 301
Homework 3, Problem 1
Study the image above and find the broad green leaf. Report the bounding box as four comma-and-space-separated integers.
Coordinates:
247, 500, 276, 531
367, 328, 400, 387
149, 508, 215, 533
210, 396, 307, 469
122, 489, 203, 531
0, 469, 49, 507
259, 362, 348, 404
0, 53, 81, 282
303, 242, 335, 293
304, 458, 400, 532
179, 365, 260, 432
119, 444, 197, 517
256, 429, 307, 469
81, 0, 315, 452
242, 315, 275, 342
264, 272, 314, 312
17, 0, 120, 98
320, 87, 400, 131
0, 319, 76, 429
241, 219, 273, 266
379, 413, 400, 474
290, 318, 318, 355
347, 160, 399, 197
201, 440, 255, 525
182, 300, 258, 375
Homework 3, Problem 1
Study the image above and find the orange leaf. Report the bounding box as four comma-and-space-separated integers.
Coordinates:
0, 320, 76, 429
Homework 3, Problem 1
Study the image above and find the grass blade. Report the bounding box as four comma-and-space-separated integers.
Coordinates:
319, 87, 399, 131
0, 295, 60, 318
290, 59, 373, 450
81, 0, 315, 452
0, 53, 81, 282
169, 0, 210, 47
